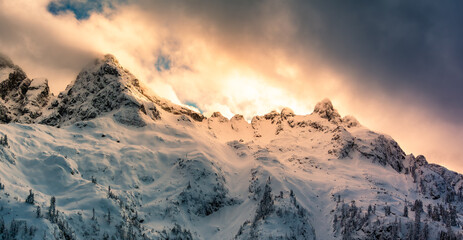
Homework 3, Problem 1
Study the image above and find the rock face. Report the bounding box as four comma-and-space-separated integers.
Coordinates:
39, 55, 160, 127
0, 54, 51, 123
354, 134, 406, 173
0, 54, 206, 127
313, 98, 341, 122
407, 155, 463, 201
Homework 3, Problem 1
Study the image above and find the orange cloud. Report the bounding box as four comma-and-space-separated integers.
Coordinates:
1, 0, 462, 173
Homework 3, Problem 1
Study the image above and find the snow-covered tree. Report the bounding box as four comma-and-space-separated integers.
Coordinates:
107, 209, 111, 225
36, 206, 41, 218
48, 196, 56, 222
255, 177, 274, 221
403, 205, 408, 217
384, 205, 391, 216
414, 200, 422, 239
0, 135, 8, 146
25, 189, 34, 204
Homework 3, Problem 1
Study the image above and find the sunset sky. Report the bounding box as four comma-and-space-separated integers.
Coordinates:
1, 0, 462, 172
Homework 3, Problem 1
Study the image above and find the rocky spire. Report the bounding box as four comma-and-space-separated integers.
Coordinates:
39, 54, 160, 126
0, 53, 50, 123
313, 98, 341, 122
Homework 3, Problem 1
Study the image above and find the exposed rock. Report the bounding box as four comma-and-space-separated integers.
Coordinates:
342, 115, 360, 128
175, 158, 237, 217
0, 102, 11, 123
408, 155, 463, 202
210, 112, 228, 122
0, 56, 51, 123
39, 54, 160, 126
153, 98, 205, 122
330, 126, 355, 159
263, 110, 280, 120
231, 114, 245, 121
313, 98, 341, 122
355, 134, 405, 173
280, 107, 295, 119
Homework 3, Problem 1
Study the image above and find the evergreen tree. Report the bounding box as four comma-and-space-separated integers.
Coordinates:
403, 205, 408, 217
423, 222, 429, 240
107, 209, 111, 225
433, 205, 440, 221
36, 206, 41, 218
367, 205, 372, 216
49, 196, 56, 222
255, 177, 274, 221
0, 217, 4, 234
450, 205, 457, 226
427, 204, 432, 218
384, 205, 391, 216
25, 189, 34, 204
414, 202, 422, 240
0, 135, 8, 146
392, 217, 399, 239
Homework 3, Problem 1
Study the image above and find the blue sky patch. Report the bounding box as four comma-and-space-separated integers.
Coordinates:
47, 0, 119, 20
185, 101, 203, 114
155, 55, 171, 72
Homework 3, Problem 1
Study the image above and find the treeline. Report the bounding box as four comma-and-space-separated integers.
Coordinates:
332, 195, 462, 240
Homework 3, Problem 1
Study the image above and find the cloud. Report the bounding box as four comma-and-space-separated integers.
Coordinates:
1, 0, 463, 172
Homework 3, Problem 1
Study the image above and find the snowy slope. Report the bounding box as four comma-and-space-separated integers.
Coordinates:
1, 54, 463, 240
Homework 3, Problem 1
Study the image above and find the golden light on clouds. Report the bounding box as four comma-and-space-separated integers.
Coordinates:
1, 0, 463, 173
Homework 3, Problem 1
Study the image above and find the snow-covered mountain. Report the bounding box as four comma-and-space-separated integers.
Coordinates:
1, 54, 462, 240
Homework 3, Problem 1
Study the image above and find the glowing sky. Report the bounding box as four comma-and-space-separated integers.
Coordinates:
1, 0, 463, 172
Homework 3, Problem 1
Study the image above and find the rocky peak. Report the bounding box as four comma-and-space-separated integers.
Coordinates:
341, 115, 360, 128
0, 65, 28, 100
263, 110, 280, 120
313, 98, 341, 122
231, 114, 245, 122
211, 112, 225, 118
210, 112, 228, 122
40, 54, 160, 126
415, 155, 428, 167
280, 107, 295, 119
0, 54, 51, 123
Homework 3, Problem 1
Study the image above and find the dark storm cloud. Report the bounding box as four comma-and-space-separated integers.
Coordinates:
19, 0, 463, 121
286, 1, 463, 121
2, 0, 462, 171
127, 0, 463, 122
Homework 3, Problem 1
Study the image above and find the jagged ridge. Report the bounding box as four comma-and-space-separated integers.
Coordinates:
1, 53, 463, 239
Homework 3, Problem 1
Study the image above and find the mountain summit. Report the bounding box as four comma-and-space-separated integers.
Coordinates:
1, 54, 203, 127
40, 54, 161, 127
0, 54, 462, 239
0, 54, 50, 123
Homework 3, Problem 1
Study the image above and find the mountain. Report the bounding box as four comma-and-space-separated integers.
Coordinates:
0, 54, 50, 124
0, 54, 462, 240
